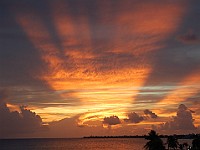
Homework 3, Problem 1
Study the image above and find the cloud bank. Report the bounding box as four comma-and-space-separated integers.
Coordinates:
103, 115, 121, 125
158, 104, 196, 131
0, 90, 46, 138
124, 112, 144, 123
144, 109, 158, 118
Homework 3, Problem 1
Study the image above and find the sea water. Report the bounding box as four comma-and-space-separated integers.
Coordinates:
0, 138, 192, 150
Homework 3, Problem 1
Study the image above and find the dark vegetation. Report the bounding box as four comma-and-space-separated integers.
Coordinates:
144, 130, 200, 150
84, 133, 200, 140
144, 130, 165, 150
84, 130, 200, 150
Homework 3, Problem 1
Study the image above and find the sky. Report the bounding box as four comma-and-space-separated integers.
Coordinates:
1, 0, 200, 138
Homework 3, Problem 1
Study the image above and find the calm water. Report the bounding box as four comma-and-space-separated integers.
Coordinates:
0, 138, 192, 150
0, 138, 145, 150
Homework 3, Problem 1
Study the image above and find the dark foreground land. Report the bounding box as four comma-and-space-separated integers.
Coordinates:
84, 134, 200, 139
84, 132, 200, 150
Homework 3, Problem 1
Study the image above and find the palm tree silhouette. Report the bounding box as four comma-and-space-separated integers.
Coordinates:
167, 136, 178, 150
144, 130, 165, 150
191, 136, 200, 150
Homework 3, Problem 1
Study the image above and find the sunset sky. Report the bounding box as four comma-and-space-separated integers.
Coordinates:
1, 0, 200, 138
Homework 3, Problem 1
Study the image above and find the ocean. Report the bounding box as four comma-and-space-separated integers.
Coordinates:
0, 138, 146, 150
0, 138, 192, 150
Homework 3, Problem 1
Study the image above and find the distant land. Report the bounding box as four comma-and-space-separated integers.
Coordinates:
84, 134, 200, 139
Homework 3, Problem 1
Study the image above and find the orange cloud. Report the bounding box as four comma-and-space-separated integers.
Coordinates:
110, 1, 187, 55
14, 1, 188, 124
15, 1, 187, 91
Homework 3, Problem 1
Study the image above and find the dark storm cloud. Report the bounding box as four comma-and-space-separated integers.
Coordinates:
0, 91, 46, 138
124, 112, 144, 123
159, 104, 196, 131
0, 104, 46, 138
103, 115, 121, 125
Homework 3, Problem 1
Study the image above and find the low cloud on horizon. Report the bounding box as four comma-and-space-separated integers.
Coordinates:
1, 92, 200, 138
153, 104, 198, 134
